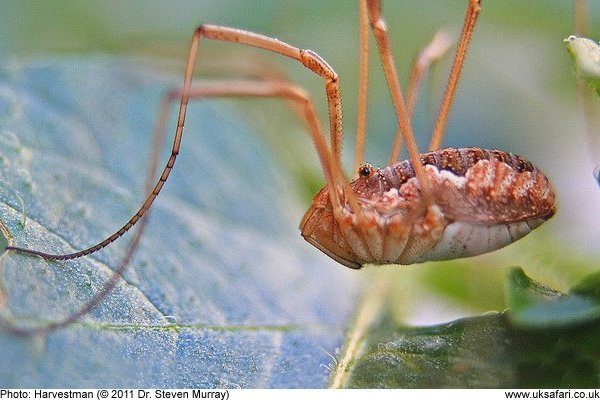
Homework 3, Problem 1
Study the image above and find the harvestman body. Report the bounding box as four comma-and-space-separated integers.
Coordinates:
302, 148, 554, 269
4, 0, 555, 333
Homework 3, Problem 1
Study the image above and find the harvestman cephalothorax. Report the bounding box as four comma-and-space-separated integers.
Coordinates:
3, 0, 556, 334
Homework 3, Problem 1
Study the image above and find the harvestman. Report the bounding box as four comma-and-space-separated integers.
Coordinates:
3, 0, 555, 334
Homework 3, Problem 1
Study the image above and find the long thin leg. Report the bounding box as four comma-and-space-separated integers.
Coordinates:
6, 24, 349, 261
406, 31, 454, 118
2, 205, 150, 335
144, 94, 172, 196
182, 81, 340, 197
2, 79, 340, 335
365, 0, 432, 201
388, 30, 454, 164
354, 0, 370, 172
428, 0, 482, 151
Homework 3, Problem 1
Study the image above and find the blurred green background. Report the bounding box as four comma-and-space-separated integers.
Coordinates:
1, 0, 600, 324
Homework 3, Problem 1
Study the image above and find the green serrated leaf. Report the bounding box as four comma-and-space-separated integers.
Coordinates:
336, 307, 600, 388
570, 270, 600, 302
332, 269, 600, 388
506, 267, 563, 310
506, 267, 600, 328
339, 310, 515, 388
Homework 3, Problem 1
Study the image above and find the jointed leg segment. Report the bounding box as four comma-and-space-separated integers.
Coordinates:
364, 0, 433, 201
354, 0, 370, 172
359, 0, 481, 191
7, 24, 349, 261
387, 29, 454, 164
428, 0, 482, 151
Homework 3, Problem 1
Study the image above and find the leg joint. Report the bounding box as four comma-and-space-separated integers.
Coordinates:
300, 49, 338, 81
370, 19, 387, 35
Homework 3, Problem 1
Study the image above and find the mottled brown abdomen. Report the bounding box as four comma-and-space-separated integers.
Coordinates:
301, 148, 555, 269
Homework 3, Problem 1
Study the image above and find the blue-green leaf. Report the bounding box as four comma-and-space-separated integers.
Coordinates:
0, 58, 362, 388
